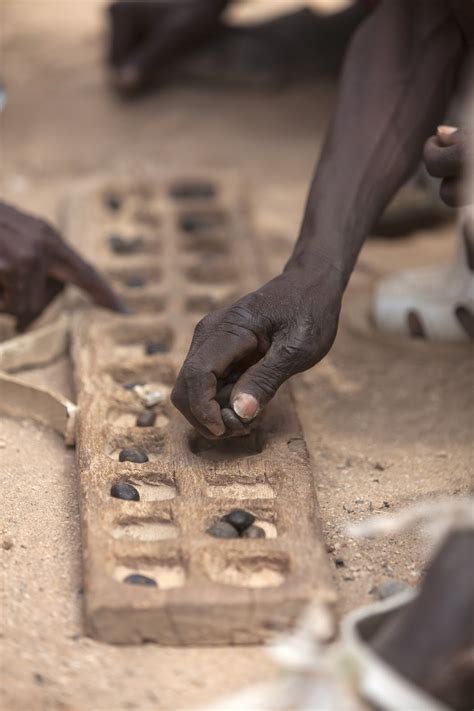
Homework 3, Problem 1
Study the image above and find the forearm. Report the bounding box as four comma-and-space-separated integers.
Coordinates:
289, 0, 464, 288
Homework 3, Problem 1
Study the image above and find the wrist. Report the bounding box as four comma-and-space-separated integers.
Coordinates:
284, 245, 347, 297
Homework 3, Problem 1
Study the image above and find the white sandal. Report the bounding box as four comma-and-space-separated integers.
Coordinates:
372, 210, 474, 341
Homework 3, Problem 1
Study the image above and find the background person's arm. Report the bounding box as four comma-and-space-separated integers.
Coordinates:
109, 0, 232, 94
172, 0, 464, 438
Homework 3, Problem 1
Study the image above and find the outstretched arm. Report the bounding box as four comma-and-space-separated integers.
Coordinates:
172, 0, 464, 438
290, 0, 464, 281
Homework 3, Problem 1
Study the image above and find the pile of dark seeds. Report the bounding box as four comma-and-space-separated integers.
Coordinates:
207, 509, 266, 539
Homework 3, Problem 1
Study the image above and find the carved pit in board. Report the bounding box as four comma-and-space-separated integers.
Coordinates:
178, 208, 227, 234
107, 432, 166, 463
107, 406, 170, 431
114, 554, 186, 589
169, 178, 218, 201
202, 551, 288, 588
112, 515, 178, 541
119, 293, 166, 314
107, 362, 175, 393
110, 471, 177, 501
132, 207, 161, 228
185, 288, 238, 314
205, 503, 278, 537
102, 321, 174, 360
186, 262, 237, 285
181, 232, 230, 256
106, 232, 161, 258
131, 473, 177, 501
206, 481, 275, 499
109, 265, 161, 292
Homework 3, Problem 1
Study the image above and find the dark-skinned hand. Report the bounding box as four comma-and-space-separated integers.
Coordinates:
171, 263, 343, 438
423, 125, 470, 207
0, 201, 125, 331
108, 0, 229, 95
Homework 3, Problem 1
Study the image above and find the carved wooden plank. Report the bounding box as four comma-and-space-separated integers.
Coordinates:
66, 174, 334, 645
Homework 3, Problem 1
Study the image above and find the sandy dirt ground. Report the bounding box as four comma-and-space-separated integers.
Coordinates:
0, 2, 472, 710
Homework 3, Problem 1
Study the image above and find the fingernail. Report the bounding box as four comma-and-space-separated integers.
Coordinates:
232, 393, 259, 422
208, 423, 226, 438
437, 125, 457, 136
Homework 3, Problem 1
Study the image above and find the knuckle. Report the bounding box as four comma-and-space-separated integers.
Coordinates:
170, 382, 186, 411
194, 316, 210, 336
182, 360, 208, 389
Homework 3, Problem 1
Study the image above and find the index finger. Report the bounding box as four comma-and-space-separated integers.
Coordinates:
50, 241, 127, 313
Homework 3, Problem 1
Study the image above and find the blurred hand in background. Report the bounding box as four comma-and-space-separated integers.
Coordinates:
109, 0, 230, 95
0, 201, 125, 330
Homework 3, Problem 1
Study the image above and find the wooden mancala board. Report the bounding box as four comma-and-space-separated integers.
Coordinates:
65, 174, 333, 645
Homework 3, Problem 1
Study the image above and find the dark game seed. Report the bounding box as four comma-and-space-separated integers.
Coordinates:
222, 509, 255, 534
207, 521, 240, 539
110, 482, 140, 501
136, 410, 157, 428
169, 181, 216, 200
145, 339, 169, 355
334, 558, 345, 568
126, 274, 147, 289
178, 211, 225, 234
105, 193, 122, 211
123, 574, 158, 587
118, 447, 149, 464
109, 234, 145, 255
242, 525, 266, 539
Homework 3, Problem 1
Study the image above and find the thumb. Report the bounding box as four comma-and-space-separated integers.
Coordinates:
230, 344, 294, 422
